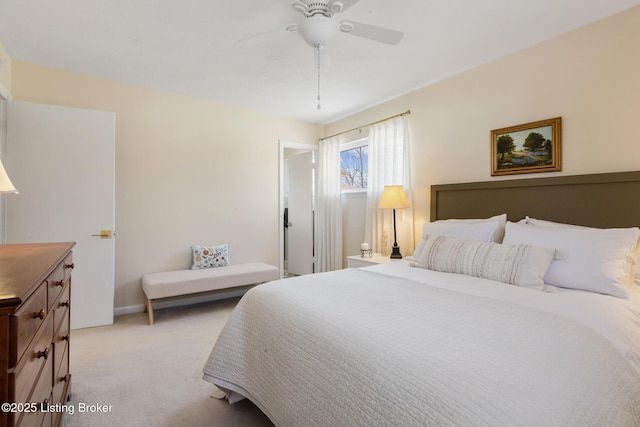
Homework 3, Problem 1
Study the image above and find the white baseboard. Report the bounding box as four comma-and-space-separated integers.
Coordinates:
114, 304, 145, 316
113, 287, 251, 317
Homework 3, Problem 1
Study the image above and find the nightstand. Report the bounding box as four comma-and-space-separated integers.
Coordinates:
347, 253, 401, 268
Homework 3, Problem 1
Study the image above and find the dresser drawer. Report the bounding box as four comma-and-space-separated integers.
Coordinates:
52, 344, 70, 407
48, 253, 73, 312
62, 253, 74, 281
53, 285, 70, 334
53, 310, 70, 380
14, 314, 53, 407
16, 354, 53, 427
47, 262, 65, 311
13, 283, 48, 366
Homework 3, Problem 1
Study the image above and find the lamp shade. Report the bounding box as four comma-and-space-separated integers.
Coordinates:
0, 159, 19, 194
378, 185, 408, 209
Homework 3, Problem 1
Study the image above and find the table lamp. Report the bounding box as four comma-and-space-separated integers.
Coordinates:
378, 185, 408, 258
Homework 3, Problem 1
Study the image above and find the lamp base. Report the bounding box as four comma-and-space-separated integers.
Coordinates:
389, 245, 403, 259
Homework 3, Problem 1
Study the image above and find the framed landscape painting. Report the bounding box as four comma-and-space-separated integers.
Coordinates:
491, 117, 562, 176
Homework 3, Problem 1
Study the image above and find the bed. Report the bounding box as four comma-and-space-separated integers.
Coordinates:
203, 171, 640, 426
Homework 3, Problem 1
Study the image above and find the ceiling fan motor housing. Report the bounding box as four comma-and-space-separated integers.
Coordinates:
298, 1, 346, 17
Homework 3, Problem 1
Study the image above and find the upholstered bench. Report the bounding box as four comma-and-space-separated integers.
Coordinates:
141, 262, 279, 325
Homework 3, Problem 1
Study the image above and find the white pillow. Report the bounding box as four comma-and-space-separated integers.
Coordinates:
434, 213, 508, 243
410, 221, 500, 261
524, 217, 584, 228
524, 216, 640, 288
423, 220, 501, 242
414, 234, 558, 289
502, 221, 640, 298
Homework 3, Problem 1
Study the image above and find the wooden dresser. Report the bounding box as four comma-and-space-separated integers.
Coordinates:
0, 242, 75, 427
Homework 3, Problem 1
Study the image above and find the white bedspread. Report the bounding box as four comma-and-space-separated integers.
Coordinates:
203, 262, 640, 426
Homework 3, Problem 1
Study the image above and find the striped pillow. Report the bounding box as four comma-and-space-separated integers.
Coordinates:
415, 234, 559, 289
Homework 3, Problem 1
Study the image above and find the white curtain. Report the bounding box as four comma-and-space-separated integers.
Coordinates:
314, 136, 342, 271
365, 116, 414, 256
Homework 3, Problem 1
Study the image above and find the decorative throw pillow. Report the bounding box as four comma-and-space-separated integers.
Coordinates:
191, 244, 230, 269
415, 234, 559, 289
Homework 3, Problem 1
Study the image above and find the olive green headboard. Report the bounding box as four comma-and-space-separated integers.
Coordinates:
430, 170, 640, 228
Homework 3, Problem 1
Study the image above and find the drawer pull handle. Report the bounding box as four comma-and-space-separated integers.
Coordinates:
59, 301, 70, 308
55, 280, 65, 287
36, 347, 50, 360
64, 263, 75, 270
61, 334, 70, 342
59, 374, 71, 383
32, 309, 45, 320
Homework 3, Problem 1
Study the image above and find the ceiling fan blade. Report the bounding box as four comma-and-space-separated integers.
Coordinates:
328, 0, 361, 13
339, 20, 404, 45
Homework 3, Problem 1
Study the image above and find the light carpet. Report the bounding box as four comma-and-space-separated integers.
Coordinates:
61, 299, 273, 427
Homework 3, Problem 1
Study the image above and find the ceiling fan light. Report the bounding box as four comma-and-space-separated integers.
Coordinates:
298, 15, 339, 48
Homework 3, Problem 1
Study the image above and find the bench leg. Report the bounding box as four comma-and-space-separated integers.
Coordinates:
147, 298, 154, 325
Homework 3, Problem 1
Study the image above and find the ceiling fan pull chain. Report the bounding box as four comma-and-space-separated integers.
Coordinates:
316, 44, 322, 110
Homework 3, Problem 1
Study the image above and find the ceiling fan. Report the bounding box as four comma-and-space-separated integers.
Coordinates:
279, 0, 404, 50
249, 0, 404, 109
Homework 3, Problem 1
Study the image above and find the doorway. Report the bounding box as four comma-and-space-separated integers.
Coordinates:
279, 140, 317, 278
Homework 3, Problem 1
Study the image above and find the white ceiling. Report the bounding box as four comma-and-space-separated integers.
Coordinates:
1, 0, 639, 124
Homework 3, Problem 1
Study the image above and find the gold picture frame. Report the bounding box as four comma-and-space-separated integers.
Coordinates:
491, 117, 562, 176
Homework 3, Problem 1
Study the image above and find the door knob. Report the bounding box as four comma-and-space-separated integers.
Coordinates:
91, 230, 112, 239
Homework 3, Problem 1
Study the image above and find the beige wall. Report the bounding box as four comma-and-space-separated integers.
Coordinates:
328, 6, 640, 249
10, 62, 320, 311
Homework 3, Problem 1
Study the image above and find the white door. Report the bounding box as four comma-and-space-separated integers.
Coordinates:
5, 101, 115, 329
287, 151, 314, 275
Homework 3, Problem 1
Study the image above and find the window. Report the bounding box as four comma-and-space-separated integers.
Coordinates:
340, 138, 368, 191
